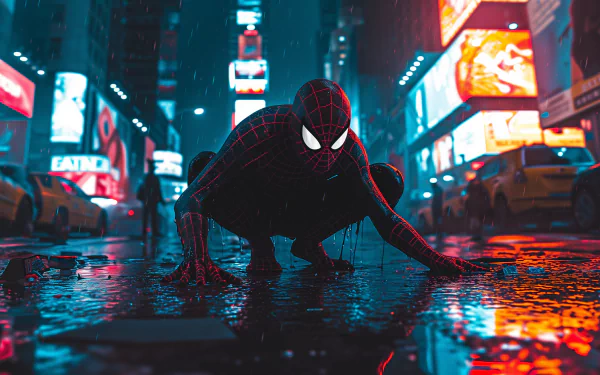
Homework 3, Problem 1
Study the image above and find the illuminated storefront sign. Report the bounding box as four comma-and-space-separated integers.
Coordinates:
153, 150, 183, 178
234, 99, 266, 126
0, 59, 35, 118
528, 0, 600, 128
236, 9, 262, 25
406, 29, 537, 145
439, 0, 528, 47
51, 155, 111, 173
50, 72, 88, 143
452, 110, 586, 165
49, 155, 118, 198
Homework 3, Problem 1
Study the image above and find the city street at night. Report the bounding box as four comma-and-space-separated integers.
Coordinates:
1, 225, 599, 374
2, 0, 600, 374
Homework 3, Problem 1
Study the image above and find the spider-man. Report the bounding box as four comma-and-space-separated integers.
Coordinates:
163, 79, 485, 286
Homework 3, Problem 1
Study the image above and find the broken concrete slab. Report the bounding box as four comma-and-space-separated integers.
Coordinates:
42, 318, 238, 345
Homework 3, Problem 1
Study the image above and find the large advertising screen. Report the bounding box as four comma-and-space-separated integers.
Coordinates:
406, 29, 537, 145
0, 120, 29, 164
528, 0, 600, 128
49, 154, 117, 198
93, 94, 129, 200
0, 59, 35, 118
451, 110, 586, 165
439, 0, 529, 47
50, 72, 87, 143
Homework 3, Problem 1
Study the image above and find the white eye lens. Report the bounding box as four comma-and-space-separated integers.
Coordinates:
302, 125, 321, 150
331, 128, 348, 150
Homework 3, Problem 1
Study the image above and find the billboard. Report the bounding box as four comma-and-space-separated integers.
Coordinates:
528, 0, 600, 128
49, 154, 117, 198
236, 9, 262, 25
50, 72, 87, 143
0, 59, 35, 118
153, 150, 183, 178
94, 94, 128, 200
452, 113, 488, 165
234, 99, 266, 126
238, 33, 262, 60
0, 120, 28, 164
451, 110, 586, 165
229, 60, 269, 94
439, 0, 529, 47
405, 29, 537, 145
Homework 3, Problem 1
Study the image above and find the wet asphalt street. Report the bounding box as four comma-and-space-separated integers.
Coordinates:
1, 222, 600, 375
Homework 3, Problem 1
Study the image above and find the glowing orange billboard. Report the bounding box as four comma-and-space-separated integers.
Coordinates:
439, 0, 528, 47
407, 29, 537, 146
456, 29, 537, 100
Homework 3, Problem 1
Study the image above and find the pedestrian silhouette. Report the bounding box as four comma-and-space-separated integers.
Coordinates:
137, 159, 164, 238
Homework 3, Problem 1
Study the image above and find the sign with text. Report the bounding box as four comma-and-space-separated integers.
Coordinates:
51, 155, 111, 174
153, 150, 183, 178
0, 59, 35, 118
528, 0, 600, 128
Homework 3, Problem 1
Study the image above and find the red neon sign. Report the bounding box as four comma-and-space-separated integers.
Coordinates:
0, 59, 35, 118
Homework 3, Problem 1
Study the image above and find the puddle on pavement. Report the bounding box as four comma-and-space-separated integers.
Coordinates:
0, 229, 599, 374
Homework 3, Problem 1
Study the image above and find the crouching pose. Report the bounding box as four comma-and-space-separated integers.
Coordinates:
163, 79, 485, 286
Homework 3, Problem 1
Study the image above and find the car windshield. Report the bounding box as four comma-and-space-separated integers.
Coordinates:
550, 147, 594, 165
524, 147, 571, 166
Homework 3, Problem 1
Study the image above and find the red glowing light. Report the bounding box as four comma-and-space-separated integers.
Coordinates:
244, 29, 258, 36
471, 161, 485, 171
0, 337, 14, 361
127, 209, 134, 217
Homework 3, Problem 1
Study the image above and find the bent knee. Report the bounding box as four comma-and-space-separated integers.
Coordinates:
369, 163, 404, 207
174, 190, 203, 216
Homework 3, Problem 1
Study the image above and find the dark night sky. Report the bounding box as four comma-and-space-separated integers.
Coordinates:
176, 0, 321, 166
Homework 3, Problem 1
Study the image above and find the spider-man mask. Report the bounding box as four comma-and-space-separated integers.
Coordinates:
290, 79, 351, 174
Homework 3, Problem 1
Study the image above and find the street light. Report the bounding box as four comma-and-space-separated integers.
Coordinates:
193, 108, 205, 115
37, 70, 45, 76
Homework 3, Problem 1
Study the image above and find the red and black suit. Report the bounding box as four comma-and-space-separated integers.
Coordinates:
164, 79, 484, 286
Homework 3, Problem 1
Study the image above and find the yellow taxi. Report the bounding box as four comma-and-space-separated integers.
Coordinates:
0, 164, 35, 236
28, 173, 107, 243
477, 144, 595, 230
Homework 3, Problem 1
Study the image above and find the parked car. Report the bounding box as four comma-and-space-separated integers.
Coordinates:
571, 163, 600, 231
416, 184, 468, 234
478, 145, 595, 231
28, 173, 107, 243
0, 163, 36, 236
